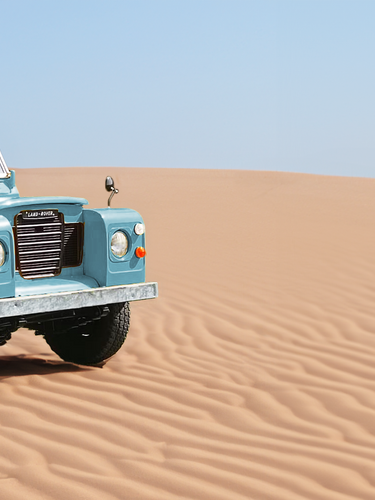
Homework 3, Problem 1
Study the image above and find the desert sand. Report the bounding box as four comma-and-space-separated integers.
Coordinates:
0, 166, 375, 499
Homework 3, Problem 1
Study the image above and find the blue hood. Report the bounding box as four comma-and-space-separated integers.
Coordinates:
0, 195, 88, 209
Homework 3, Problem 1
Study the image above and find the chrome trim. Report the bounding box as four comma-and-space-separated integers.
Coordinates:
19, 258, 60, 263
20, 266, 58, 272
18, 240, 61, 246
25, 274, 55, 279
17, 231, 62, 236
19, 249, 60, 255
0, 282, 158, 318
17, 223, 63, 228
15, 210, 64, 279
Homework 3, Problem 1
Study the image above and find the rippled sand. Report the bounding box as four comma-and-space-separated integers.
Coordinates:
1, 167, 375, 499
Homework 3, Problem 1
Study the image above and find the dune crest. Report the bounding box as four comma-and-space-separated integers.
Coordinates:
0, 167, 375, 499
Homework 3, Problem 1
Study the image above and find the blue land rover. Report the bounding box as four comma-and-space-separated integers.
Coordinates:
0, 152, 158, 365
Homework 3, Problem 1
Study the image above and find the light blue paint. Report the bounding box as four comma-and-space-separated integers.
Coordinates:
0, 215, 16, 298
0, 173, 88, 208
83, 208, 145, 287
0, 171, 146, 298
15, 274, 98, 297
0, 171, 19, 198
0, 196, 88, 209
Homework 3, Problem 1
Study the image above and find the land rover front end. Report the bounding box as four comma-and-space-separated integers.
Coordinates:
0, 152, 158, 365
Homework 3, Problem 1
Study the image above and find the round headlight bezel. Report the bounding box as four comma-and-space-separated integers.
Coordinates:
111, 231, 128, 258
0, 242, 6, 267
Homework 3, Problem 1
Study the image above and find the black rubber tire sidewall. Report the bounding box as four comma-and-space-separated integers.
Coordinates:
44, 302, 130, 366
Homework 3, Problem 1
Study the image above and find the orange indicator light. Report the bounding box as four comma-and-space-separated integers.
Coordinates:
135, 246, 146, 258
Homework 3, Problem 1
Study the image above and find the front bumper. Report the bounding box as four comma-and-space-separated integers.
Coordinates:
0, 282, 158, 318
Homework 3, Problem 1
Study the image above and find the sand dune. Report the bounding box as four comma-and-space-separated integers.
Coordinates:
0, 167, 375, 499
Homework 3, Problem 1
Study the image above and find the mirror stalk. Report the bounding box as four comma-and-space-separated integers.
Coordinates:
105, 176, 119, 207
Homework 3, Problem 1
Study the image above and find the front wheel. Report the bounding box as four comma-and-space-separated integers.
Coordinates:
44, 302, 130, 366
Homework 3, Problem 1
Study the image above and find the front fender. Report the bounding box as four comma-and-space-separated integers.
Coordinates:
0, 215, 15, 298
83, 208, 146, 287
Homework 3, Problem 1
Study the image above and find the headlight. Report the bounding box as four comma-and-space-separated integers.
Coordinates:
0, 243, 5, 267
111, 232, 128, 257
134, 223, 145, 236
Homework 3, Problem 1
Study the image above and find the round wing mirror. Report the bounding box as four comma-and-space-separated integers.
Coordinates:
105, 176, 119, 207
105, 176, 115, 192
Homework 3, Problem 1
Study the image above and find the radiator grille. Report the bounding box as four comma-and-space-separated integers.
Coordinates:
14, 211, 84, 279
62, 223, 84, 267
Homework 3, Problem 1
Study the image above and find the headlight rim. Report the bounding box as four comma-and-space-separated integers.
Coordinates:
0, 242, 6, 267
110, 231, 129, 258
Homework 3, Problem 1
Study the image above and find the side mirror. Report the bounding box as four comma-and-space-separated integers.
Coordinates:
105, 176, 115, 192
105, 176, 119, 207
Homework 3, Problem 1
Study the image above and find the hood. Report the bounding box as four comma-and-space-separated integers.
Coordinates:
0, 195, 88, 209
0, 170, 88, 208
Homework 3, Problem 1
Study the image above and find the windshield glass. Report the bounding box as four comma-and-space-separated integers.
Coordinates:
0, 152, 11, 178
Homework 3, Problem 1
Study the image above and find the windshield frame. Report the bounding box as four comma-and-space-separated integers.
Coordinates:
0, 152, 11, 179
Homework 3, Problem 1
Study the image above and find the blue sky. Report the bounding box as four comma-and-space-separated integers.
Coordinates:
1, 0, 374, 177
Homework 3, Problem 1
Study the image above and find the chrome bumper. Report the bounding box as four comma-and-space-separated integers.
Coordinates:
0, 282, 158, 318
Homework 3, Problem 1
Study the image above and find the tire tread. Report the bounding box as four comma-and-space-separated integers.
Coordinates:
44, 302, 130, 366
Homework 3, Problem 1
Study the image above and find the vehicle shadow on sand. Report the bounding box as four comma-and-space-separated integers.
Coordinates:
0, 355, 93, 378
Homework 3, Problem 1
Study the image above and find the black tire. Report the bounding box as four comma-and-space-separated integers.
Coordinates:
0, 331, 11, 346
44, 302, 130, 366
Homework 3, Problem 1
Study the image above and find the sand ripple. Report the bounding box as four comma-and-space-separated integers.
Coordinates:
1, 168, 375, 499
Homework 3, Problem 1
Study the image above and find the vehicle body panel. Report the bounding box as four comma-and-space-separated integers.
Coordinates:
0, 171, 149, 298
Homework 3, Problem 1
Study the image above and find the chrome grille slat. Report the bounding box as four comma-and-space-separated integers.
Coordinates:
18, 240, 61, 247
17, 231, 62, 236
16, 222, 62, 228
19, 249, 61, 255
24, 274, 55, 279
19, 258, 60, 264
